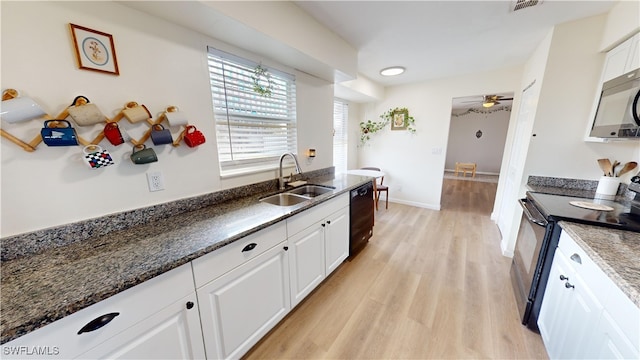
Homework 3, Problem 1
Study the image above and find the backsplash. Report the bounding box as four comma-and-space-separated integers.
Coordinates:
1, 167, 335, 261
527, 175, 632, 199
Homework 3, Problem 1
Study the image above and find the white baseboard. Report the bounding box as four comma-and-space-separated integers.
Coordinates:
444, 169, 500, 176
387, 198, 440, 211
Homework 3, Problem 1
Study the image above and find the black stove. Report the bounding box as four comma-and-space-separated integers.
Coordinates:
528, 192, 640, 233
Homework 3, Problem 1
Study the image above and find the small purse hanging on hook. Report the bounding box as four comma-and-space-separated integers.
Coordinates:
41, 120, 79, 146
67, 96, 107, 126
183, 125, 206, 148
150, 124, 173, 145
83, 145, 115, 169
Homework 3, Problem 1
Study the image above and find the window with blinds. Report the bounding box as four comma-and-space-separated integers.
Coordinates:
207, 47, 297, 176
333, 99, 348, 174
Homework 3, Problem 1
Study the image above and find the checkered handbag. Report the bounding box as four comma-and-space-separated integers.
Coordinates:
83, 145, 115, 169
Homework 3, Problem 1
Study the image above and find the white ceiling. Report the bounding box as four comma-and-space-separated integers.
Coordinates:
295, 0, 618, 87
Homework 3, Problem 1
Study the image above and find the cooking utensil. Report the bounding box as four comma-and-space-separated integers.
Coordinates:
611, 160, 620, 176
617, 161, 638, 177
597, 158, 612, 176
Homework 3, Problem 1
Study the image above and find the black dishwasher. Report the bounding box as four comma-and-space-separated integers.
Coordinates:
349, 182, 374, 256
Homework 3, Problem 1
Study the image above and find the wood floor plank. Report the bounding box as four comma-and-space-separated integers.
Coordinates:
244, 178, 548, 359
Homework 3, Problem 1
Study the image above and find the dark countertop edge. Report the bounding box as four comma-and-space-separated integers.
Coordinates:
0, 174, 373, 344
558, 221, 640, 308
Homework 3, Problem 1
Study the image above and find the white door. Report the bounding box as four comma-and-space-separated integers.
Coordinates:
324, 207, 350, 275
289, 224, 325, 307
497, 80, 537, 253
77, 294, 205, 360
197, 242, 290, 360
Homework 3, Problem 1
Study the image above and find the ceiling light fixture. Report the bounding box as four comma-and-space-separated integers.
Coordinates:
380, 66, 405, 76
482, 101, 495, 108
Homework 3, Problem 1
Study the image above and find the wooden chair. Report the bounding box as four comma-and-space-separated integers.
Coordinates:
361, 167, 388, 210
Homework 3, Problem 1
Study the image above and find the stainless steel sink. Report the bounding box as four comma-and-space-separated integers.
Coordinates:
260, 193, 309, 206
286, 185, 335, 198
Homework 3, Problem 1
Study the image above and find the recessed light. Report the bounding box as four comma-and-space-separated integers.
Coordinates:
380, 66, 405, 76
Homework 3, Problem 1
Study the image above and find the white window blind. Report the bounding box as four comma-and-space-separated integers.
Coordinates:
207, 47, 297, 176
333, 99, 348, 174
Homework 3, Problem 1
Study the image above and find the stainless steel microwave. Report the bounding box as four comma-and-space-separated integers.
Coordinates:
590, 68, 640, 139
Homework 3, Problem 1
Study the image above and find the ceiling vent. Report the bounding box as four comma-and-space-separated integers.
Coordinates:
511, 0, 544, 12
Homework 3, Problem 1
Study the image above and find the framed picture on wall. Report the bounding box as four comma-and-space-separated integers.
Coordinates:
390, 108, 408, 130
70, 23, 120, 75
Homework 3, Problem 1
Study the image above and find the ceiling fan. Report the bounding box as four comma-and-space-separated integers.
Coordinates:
463, 94, 514, 108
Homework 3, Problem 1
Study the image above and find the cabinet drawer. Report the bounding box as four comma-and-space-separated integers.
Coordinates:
192, 222, 287, 288
287, 193, 349, 237
2, 263, 194, 359
557, 231, 610, 296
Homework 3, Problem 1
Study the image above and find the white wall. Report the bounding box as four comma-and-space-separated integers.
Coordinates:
445, 107, 511, 174
357, 66, 523, 209
497, 13, 640, 256
524, 14, 639, 182
0, 1, 335, 237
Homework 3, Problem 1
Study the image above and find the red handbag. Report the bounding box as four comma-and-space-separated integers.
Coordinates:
104, 122, 124, 146
183, 125, 206, 147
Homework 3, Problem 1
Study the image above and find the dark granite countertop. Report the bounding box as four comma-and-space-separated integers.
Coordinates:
559, 222, 640, 308
0, 173, 371, 344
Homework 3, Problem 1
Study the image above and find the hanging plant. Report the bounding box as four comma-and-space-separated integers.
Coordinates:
359, 118, 388, 145
251, 64, 274, 97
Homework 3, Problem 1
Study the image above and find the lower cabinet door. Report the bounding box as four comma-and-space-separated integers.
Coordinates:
197, 242, 290, 359
539, 246, 604, 359
324, 207, 349, 275
538, 249, 574, 358
289, 224, 325, 307
589, 310, 640, 359
77, 293, 205, 359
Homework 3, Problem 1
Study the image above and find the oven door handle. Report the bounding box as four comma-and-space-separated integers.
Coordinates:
519, 199, 548, 227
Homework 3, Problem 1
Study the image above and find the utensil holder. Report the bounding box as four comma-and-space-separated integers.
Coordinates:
595, 176, 620, 198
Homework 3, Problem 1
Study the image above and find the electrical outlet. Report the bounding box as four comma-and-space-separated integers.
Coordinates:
147, 171, 165, 192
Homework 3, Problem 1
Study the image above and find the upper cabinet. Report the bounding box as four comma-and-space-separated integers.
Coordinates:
585, 32, 640, 141
602, 33, 640, 82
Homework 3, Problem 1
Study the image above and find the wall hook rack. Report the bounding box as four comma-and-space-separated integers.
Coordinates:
1, 90, 198, 153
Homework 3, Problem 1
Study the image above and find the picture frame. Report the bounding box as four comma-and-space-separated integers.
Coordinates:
390, 108, 408, 130
70, 23, 119, 75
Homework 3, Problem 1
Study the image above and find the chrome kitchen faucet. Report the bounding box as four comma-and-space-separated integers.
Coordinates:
279, 152, 302, 190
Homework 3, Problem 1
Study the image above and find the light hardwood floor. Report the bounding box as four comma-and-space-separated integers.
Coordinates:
244, 178, 548, 359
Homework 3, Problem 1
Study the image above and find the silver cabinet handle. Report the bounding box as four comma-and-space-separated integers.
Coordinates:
570, 253, 582, 264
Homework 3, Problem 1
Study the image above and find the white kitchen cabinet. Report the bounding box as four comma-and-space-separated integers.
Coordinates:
286, 194, 349, 307
77, 293, 205, 359
196, 241, 290, 360
601, 33, 640, 82
2, 264, 199, 360
585, 32, 639, 141
288, 222, 326, 307
587, 263, 640, 359
324, 206, 350, 275
538, 230, 640, 359
538, 244, 602, 359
